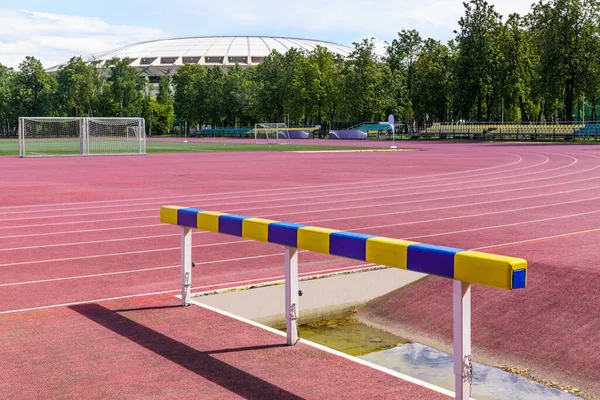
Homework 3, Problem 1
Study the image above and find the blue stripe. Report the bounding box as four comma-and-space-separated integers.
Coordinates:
268, 222, 305, 247
178, 208, 203, 228
219, 214, 248, 237
512, 269, 526, 289
330, 232, 377, 261
406, 243, 463, 278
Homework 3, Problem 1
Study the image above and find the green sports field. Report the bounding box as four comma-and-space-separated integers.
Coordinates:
0, 139, 376, 156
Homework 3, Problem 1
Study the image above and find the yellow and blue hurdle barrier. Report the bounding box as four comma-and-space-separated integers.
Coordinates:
161, 205, 527, 400
161, 206, 527, 290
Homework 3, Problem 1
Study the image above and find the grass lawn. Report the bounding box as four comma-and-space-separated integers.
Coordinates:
0, 139, 378, 156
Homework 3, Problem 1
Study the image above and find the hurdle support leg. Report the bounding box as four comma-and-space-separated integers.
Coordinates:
453, 280, 472, 400
284, 246, 299, 346
181, 227, 192, 306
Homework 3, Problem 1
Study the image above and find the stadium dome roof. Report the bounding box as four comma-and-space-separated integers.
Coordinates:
46, 36, 354, 75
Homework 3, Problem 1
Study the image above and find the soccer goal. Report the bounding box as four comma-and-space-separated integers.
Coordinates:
254, 123, 292, 144
18, 117, 146, 157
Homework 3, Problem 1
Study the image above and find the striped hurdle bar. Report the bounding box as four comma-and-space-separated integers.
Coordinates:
161, 206, 527, 400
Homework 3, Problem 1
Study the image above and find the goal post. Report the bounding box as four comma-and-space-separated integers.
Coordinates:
254, 123, 292, 144
87, 118, 146, 155
18, 117, 146, 157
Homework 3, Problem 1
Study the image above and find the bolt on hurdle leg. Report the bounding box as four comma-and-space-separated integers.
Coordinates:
284, 246, 299, 345
453, 280, 472, 400
181, 227, 192, 306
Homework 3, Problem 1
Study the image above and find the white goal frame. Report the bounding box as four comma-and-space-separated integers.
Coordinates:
18, 117, 146, 157
254, 123, 292, 144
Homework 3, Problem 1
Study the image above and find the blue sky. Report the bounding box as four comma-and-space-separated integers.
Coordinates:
0, 0, 532, 68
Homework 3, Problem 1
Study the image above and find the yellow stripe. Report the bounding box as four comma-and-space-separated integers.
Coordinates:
454, 251, 527, 290
242, 218, 277, 242
365, 237, 419, 270
197, 211, 224, 233
159, 206, 182, 225
297, 226, 340, 254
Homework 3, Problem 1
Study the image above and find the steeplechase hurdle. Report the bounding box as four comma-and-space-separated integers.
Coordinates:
160, 206, 527, 400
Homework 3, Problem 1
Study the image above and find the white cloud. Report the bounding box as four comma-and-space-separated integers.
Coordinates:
0, 10, 167, 68
201, 0, 533, 39
0, 1, 539, 69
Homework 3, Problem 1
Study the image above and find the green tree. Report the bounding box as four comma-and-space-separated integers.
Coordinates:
221, 64, 252, 126
253, 49, 304, 122
298, 46, 338, 127
453, 0, 504, 120
412, 39, 453, 123
343, 38, 386, 122
204, 67, 226, 126
0, 64, 16, 136
497, 14, 539, 121
12, 56, 56, 118
54, 57, 102, 117
172, 63, 208, 128
100, 58, 144, 117
530, 0, 600, 121
144, 76, 175, 136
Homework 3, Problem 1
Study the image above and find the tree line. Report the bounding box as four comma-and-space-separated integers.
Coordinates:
1, 0, 599, 137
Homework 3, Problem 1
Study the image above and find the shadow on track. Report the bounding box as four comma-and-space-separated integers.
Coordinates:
69, 303, 301, 399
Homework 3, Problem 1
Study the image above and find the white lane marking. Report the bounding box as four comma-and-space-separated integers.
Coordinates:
2, 184, 600, 259
0, 153, 587, 225
188, 300, 455, 397
406, 208, 600, 240
0, 154, 594, 235
0, 215, 153, 231
0, 240, 267, 268
0, 264, 374, 314
0, 263, 370, 290
358, 195, 600, 231
304, 182, 600, 224
0, 265, 179, 287
473, 227, 600, 251
0, 224, 164, 240
0, 154, 543, 216
0, 233, 178, 252
4, 194, 600, 253
0, 153, 524, 211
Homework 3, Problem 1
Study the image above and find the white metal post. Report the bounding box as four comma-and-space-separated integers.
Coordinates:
18, 117, 23, 158
138, 119, 143, 153
82, 118, 89, 156
181, 227, 192, 306
80, 119, 85, 155
284, 246, 299, 345
453, 280, 472, 400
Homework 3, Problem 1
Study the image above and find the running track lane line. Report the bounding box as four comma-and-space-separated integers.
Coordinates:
474, 227, 600, 252
0, 155, 591, 224
4, 193, 600, 252
3, 184, 600, 265
405, 208, 600, 241
0, 264, 374, 315
0, 153, 524, 210
0, 263, 374, 289
0, 154, 546, 216
4, 228, 600, 314
2, 159, 598, 234
6, 223, 600, 312
3, 195, 599, 287
0, 152, 592, 229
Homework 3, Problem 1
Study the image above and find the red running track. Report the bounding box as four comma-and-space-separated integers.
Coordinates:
1, 142, 600, 396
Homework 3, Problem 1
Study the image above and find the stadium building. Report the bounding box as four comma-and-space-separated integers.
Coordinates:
46, 36, 353, 83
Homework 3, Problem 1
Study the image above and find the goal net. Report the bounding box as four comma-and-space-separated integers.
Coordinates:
87, 118, 146, 155
254, 123, 292, 144
18, 117, 146, 157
